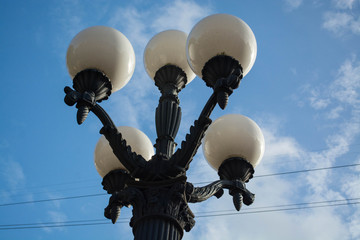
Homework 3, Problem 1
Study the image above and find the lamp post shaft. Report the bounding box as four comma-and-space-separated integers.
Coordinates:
154, 65, 187, 159
133, 218, 182, 240
64, 15, 262, 240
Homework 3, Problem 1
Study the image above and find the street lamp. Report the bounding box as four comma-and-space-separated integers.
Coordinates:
64, 13, 265, 240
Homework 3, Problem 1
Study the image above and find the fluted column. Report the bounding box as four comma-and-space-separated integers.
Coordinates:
154, 65, 187, 159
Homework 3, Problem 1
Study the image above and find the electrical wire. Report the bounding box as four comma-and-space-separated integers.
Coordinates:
0, 193, 106, 207
0, 198, 359, 230
192, 162, 360, 185
196, 201, 360, 218
254, 163, 360, 178
8, 143, 360, 194
1, 163, 359, 207
193, 197, 360, 214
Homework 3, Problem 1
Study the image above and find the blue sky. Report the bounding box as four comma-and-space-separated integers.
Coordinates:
1, 0, 360, 239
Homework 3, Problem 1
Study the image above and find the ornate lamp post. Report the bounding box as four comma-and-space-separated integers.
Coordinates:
64, 14, 265, 240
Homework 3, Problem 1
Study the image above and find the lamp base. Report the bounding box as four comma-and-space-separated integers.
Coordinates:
218, 157, 255, 210
154, 65, 187, 94
73, 69, 112, 102
201, 55, 243, 88
218, 157, 254, 182
65, 69, 112, 124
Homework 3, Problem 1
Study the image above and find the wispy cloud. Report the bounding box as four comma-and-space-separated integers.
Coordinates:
186, 119, 351, 240
283, 0, 303, 11
306, 57, 360, 117
104, 0, 212, 134
333, 0, 357, 9
300, 57, 360, 239
42, 210, 68, 233
150, 0, 213, 33
0, 157, 35, 210
323, 0, 360, 36
309, 89, 331, 110
323, 12, 360, 36
0, 158, 25, 189
186, 56, 360, 240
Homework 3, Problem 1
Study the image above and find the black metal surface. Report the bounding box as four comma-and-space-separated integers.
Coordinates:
201, 55, 242, 88
65, 60, 257, 239
218, 157, 256, 210
102, 171, 195, 238
202, 55, 243, 109
154, 65, 186, 159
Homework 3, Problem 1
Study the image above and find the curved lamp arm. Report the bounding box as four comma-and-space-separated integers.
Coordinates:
187, 179, 254, 211
64, 86, 148, 175
171, 64, 242, 171
170, 94, 215, 171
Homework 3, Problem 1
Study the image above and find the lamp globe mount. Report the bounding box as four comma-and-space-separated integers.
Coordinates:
186, 14, 257, 88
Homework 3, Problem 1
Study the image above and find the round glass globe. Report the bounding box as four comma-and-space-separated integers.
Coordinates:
202, 114, 265, 171
94, 126, 154, 177
186, 14, 257, 79
144, 30, 195, 84
66, 26, 135, 92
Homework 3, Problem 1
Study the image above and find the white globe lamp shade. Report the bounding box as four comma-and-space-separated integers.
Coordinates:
202, 114, 265, 171
144, 30, 195, 84
186, 14, 257, 79
66, 26, 135, 93
94, 126, 154, 177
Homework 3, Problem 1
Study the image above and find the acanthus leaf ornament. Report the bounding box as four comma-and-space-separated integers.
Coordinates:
64, 15, 263, 240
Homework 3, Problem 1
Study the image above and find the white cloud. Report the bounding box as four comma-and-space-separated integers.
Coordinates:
326, 105, 344, 119
309, 89, 331, 109
302, 58, 360, 199
0, 157, 25, 190
185, 57, 360, 240
305, 57, 360, 117
108, 6, 149, 49
330, 57, 360, 105
104, 0, 213, 133
42, 211, 68, 233
302, 57, 360, 238
187, 206, 350, 240
261, 127, 304, 164
150, 0, 213, 33
184, 122, 351, 239
333, 0, 357, 9
323, 12, 360, 36
283, 0, 303, 11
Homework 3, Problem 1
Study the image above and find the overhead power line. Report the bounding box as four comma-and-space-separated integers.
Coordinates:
1, 163, 359, 207
0, 198, 359, 230
0, 193, 106, 207
196, 201, 360, 218
193, 197, 360, 214
193, 162, 360, 185
8, 144, 360, 194
254, 163, 360, 178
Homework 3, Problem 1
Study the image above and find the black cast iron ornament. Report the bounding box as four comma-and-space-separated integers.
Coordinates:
64, 13, 263, 240
64, 55, 256, 240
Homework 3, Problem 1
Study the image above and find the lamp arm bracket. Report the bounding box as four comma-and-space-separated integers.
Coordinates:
186, 180, 224, 203
64, 86, 147, 175
170, 93, 216, 170
212, 66, 242, 110
104, 187, 144, 224
187, 179, 254, 211
171, 66, 242, 170
100, 125, 148, 177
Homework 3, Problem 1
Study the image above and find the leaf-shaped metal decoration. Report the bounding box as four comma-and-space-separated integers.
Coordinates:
111, 205, 121, 224
232, 191, 243, 211
217, 91, 229, 110
76, 105, 90, 125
